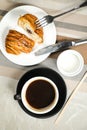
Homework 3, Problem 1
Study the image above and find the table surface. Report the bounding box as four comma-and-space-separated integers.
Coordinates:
0, 1, 87, 130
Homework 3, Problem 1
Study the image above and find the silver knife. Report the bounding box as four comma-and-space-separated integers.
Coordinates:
35, 39, 87, 56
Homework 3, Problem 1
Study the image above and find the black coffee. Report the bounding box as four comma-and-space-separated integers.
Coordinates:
26, 79, 55, 109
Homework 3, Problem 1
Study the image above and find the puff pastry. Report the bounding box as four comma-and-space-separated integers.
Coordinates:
18, 14, 43, 43
5, 30, 35, 55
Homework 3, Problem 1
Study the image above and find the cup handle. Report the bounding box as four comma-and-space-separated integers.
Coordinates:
14, 94, 21, 100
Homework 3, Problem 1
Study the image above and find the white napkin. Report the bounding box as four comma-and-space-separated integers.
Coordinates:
0, 76, 87, 130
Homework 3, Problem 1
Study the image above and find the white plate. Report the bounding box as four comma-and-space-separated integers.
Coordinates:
0, 5, 56, 66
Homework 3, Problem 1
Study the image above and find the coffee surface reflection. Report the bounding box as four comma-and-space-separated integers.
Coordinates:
26, 79, 55, 109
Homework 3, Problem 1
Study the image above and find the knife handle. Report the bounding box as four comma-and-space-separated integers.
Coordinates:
75, 39, 87, 46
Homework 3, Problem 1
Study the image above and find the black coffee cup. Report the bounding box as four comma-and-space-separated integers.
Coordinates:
14, 76, 59, 114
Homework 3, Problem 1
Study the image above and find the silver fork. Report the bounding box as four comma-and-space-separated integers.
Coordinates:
35, 1, 87, 28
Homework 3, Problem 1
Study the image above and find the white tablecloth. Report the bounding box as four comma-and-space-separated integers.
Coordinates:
0, 76, 87, 130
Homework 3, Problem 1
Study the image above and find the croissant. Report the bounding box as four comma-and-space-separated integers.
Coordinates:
5, 30, 35, 55
18, 14, 43, 43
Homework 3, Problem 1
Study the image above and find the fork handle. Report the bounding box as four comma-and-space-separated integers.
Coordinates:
53, 1, 87, 19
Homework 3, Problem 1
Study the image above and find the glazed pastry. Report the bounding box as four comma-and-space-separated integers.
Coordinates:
5, 30, 35, 55
18, 14, 43, 43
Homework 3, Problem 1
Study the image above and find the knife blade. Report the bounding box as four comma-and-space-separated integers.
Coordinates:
35, 39, 87, 56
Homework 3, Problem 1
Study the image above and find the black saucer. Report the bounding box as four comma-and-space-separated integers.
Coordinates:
14, 67, 67, 118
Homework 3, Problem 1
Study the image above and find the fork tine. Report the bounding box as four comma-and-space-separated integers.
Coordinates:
36, 21, 48, 29
35, 17, 48, 28
35, 16, 46, 23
